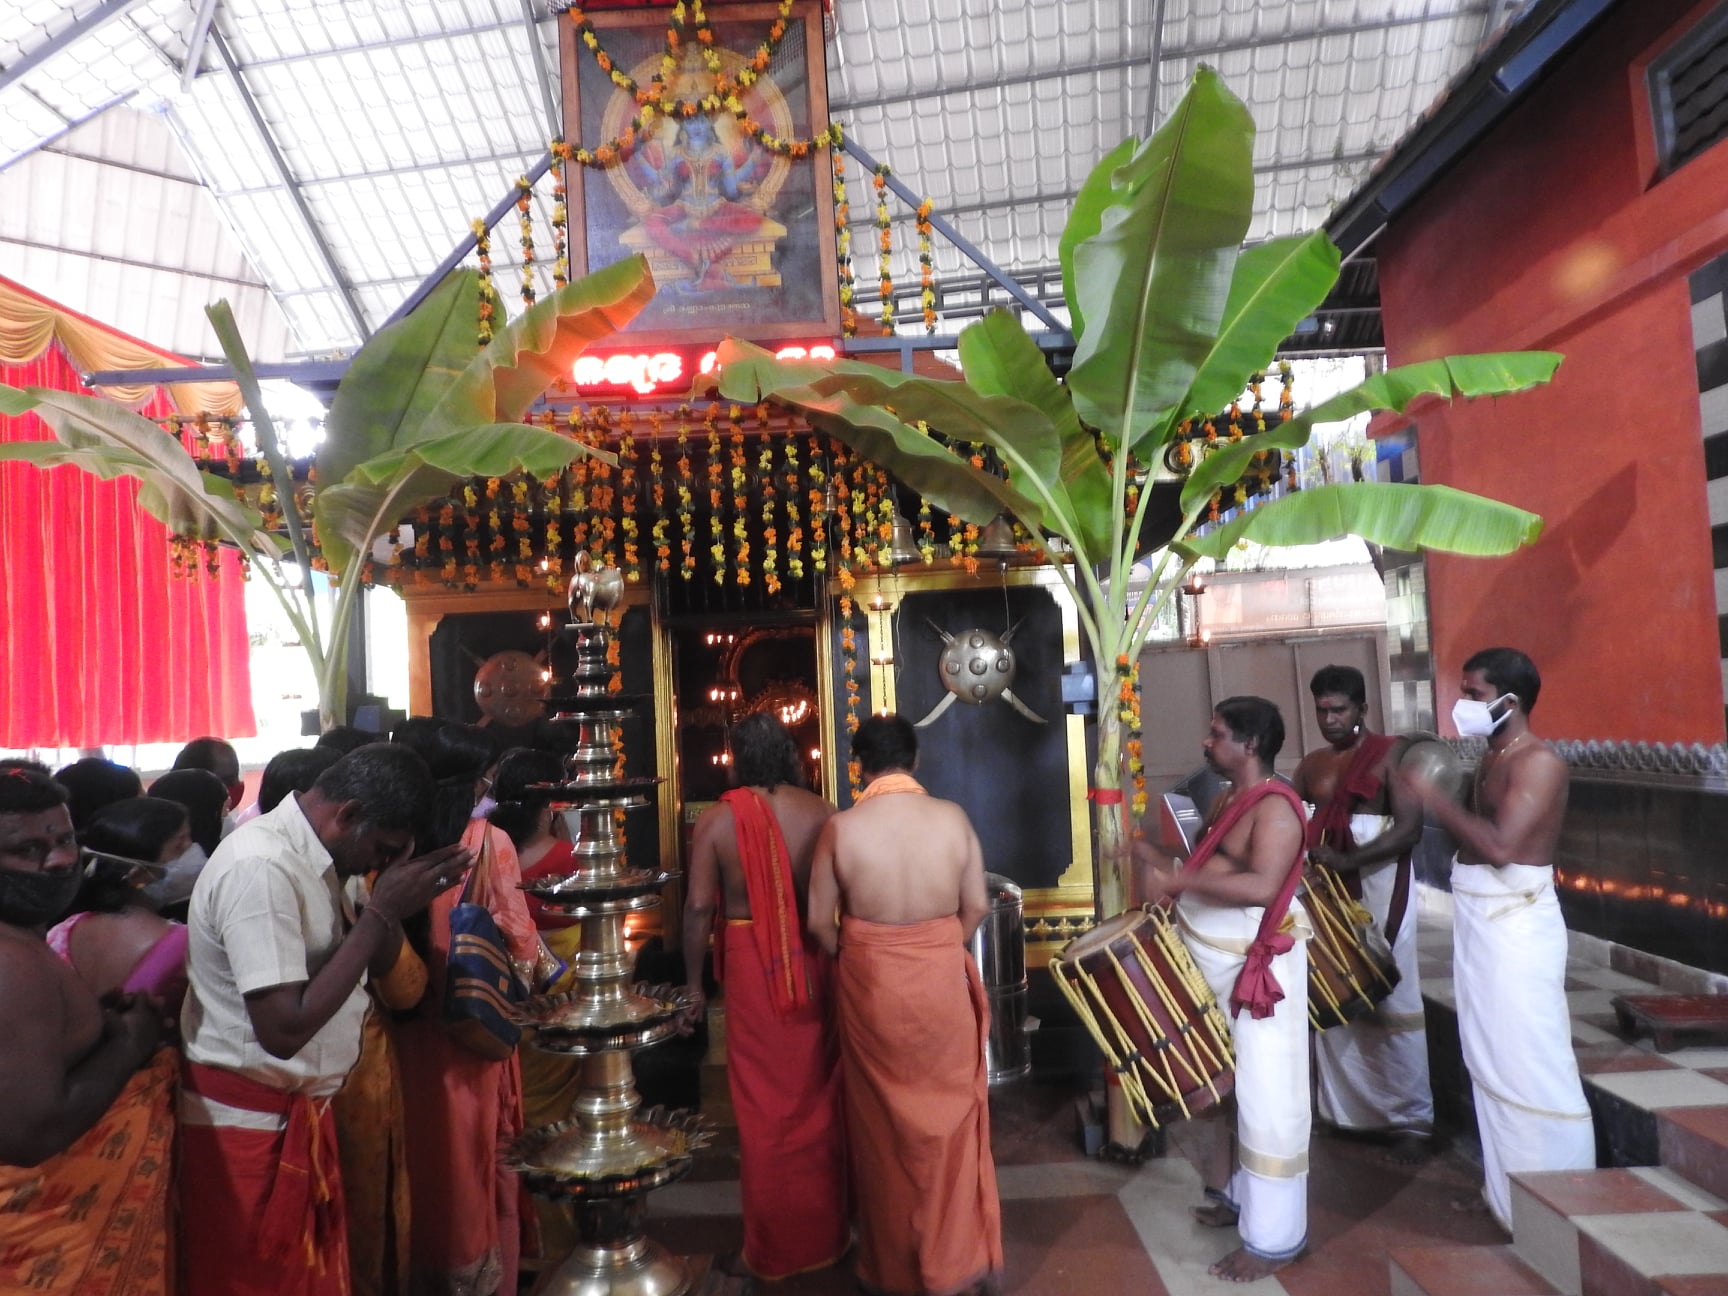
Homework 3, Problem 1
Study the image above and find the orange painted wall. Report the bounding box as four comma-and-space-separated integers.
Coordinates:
1377, 0, 1728, 743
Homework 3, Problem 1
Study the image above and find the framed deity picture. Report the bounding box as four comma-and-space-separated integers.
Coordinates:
557, 1, 841, 344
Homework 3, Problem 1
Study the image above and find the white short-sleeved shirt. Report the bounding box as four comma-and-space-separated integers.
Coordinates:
180, 795, 368, 1112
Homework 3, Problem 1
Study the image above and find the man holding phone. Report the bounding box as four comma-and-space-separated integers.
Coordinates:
1398, 647, 1594, 1228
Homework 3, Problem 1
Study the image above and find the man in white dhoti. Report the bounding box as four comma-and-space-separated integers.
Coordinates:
1294, 665, 1433, 1162
1138, 696, 1310, 1282
1402, 647, 1595, 1230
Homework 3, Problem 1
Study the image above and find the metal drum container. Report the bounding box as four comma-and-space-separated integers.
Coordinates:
969, 872, 1033, 1085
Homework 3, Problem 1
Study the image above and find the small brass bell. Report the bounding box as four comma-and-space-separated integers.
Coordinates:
886, 511, 921, 566
976, 514, 1018, 560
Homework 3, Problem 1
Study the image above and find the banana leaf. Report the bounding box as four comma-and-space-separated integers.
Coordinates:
1056, 136, 1137, 342
318, 256, 653, 489
0, 384, 275, 554
1066, 66, 1256, 452
1179, 351, 1564, 511
714, 338, 1044, 528
314, 423, 599, 576
208, 300, 314, 577
1175, 231, 1341, 435
419, 255, 656, 440
1178, 482, 1542, 560
955, 310, 1114, 559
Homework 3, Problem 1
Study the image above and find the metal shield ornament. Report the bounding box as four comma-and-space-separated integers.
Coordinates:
914, 622, 1048, 727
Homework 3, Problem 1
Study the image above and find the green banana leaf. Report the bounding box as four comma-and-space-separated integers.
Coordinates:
955, 310, 1114, 559
1056, 136, 1137, 342
314, 423, 599, 576
1175, 231, 1341, 435
0, 384, 275, 554
318, 256, 651, 490
1178, 482, 1542, 560
714, 339, 1044, 529
418, 255, 657, 441
1180, 351, 1563, 511
208, 300, 314, 576
1066, 66, 1256, 452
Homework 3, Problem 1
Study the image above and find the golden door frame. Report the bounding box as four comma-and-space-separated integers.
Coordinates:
827, 564, 1099, 950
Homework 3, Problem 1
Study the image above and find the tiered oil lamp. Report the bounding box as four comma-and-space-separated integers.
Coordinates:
507, 555, 705, 1296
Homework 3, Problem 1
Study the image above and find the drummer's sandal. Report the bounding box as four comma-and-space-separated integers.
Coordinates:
1191, 1187, 1240, 1228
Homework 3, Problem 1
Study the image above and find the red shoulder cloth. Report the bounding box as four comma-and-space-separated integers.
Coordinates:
718, 788, 809, 1014
1306, 732, 1398, 853
1179, 779, 1308, 1020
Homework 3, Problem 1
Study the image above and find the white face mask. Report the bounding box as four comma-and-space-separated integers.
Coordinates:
1452, 693, 1515, 738
140, 843, 208, 907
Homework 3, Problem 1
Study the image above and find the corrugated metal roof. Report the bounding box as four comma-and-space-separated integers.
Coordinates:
0, 0, 1525, 366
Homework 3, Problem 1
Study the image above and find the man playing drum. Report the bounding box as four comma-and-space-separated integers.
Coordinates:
1399, 647, 1594, 1229
1293, 665, 1433, 1163
1137, 696, 1310, 1282
808, 713, 1003, 1296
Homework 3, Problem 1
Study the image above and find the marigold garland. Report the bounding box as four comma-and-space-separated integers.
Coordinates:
563, 1, 840, 167
516, 177, 537, 306
472, 218, 497, 345
916, 197, 936, 333
833, 138, 856, 338
873, 165, 893, 335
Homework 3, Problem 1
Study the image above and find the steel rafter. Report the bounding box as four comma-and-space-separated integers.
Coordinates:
841, 136, 1065, 333
233, 15, 553, 73
519, 0, 562, 141
214, 145, 544, 199
181, 0, 221, 91
832, 6, 1492, 114
0, 0, 155, 94
210, 27, 370, 342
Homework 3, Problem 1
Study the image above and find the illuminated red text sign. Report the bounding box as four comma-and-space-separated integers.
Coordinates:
571, 342, 837, 398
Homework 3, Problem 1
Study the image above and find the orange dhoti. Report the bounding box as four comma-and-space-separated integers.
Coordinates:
0, 1048, 176, 1295
836, 915, 1003, 1296
178, 1061, 350, 1296
720, 919, 849, 1278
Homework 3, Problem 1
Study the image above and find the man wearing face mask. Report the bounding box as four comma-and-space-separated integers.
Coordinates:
1398, 647, 1594, 1229
0, 767, 174, 1296
178, 744, 470, 1296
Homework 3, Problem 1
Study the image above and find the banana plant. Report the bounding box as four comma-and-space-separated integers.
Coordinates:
0, 255, 656, 731
716, 69, 1558, 916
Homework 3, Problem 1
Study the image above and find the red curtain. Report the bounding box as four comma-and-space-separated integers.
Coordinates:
1, 345, 256, 748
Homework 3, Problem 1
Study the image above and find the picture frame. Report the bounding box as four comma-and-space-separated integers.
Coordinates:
557, 1, 841, 345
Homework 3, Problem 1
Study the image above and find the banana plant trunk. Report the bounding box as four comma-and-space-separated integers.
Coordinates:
1091, 700, 1132, 918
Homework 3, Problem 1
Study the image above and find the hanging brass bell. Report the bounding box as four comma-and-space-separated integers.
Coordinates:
886, 511, 921, 566
976, 514, 1018, 559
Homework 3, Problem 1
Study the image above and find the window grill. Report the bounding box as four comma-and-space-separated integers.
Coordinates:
1650, 5, 1728, 176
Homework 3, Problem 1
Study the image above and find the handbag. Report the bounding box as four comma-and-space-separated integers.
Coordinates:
442, 833, 528, 1060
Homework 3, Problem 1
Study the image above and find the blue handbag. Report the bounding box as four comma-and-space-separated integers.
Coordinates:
442, 835, 528, 1060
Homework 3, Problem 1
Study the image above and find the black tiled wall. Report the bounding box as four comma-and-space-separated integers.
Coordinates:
1553, 777, 1728, 975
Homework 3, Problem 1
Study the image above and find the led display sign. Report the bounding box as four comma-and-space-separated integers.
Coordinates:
570, 342, 837, 398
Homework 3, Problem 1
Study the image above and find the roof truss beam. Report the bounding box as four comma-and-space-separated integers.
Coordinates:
832, 6, 1492, 114
843, 150, 1385, 229
181, 0, 221, 91
210, 27, 369, 341
214, 145, 543, 198
0, 0, 155, 94
232, 14, 554, 73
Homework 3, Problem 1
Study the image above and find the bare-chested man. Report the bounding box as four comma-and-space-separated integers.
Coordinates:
808, 713, 1002, 1296
682, 713, 847, 1280
1398, 647, 1593, 1229
1137, 695, 1309, 1282
1292, 665, 1433, 1162
0, 767, 172, 1295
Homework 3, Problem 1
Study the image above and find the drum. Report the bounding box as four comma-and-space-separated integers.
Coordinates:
1050, 907, 1234, 1127
1302, 865, 1400, 1030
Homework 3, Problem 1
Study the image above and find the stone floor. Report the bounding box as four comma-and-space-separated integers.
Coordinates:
591, 896, 1728, 1295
